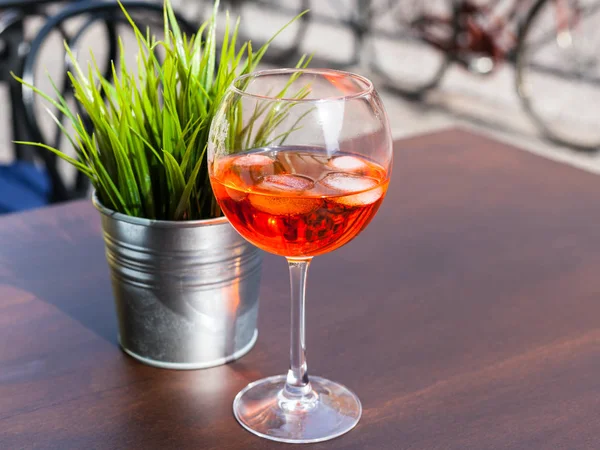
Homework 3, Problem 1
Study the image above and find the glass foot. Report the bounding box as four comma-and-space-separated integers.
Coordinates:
233, 375, 362, 444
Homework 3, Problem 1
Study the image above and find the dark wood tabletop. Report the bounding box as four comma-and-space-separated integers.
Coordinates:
2, 128, 600, 450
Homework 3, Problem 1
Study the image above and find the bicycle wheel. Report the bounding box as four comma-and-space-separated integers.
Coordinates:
516, 0, 600, 150
367, 0, 454, 97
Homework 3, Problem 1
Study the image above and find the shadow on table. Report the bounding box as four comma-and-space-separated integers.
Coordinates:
0, 203, 119, 346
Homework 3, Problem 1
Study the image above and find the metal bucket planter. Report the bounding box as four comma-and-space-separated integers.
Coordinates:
93, 194, 262, 369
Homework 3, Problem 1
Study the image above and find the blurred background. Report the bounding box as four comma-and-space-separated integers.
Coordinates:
1, 0, 600, 213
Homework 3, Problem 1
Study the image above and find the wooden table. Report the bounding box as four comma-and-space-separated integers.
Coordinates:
2, 129, 600, 449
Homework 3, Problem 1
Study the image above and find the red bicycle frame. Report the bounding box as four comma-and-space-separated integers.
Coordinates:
413, 0, 581, 71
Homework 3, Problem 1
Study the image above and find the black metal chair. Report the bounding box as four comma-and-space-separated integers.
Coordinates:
0, 1, 75, 212
0, 1, 69, 163
8, 0, 196, 207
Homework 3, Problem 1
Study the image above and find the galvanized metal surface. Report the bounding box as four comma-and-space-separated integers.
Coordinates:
93, 194, 263, 369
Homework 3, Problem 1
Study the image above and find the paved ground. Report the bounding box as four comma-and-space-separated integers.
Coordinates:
3, 0, 600, 180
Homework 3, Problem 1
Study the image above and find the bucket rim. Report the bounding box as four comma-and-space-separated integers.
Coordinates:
92, 192, 229, 228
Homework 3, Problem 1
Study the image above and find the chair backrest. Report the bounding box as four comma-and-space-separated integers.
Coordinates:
16, 0, 197, 203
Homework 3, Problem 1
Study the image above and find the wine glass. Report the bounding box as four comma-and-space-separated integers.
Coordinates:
208, 68, 393, 443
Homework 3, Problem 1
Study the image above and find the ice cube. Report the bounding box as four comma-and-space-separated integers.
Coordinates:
220, 173, 247, 201
256, 174, 314, 193
328, 155, 369, 172
278, 153, 328, 180
335, 188, 384, 206
249, 174, 320, 214
320, 172, 377, 193
248, 194, 321, 215
319, 172, 383, 206
233, 154, 274, 168
230, 154, 277, 185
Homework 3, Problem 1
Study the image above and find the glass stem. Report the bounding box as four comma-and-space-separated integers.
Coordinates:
284, 257, 313, 399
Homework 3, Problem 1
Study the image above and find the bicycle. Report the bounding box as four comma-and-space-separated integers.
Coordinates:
368, 0, 600, 150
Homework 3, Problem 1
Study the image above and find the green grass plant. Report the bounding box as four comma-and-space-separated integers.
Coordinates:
14, 0, 308, 220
